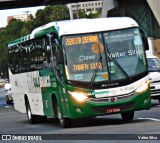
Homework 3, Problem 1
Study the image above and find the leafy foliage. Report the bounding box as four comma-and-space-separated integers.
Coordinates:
73, 9, 101, 19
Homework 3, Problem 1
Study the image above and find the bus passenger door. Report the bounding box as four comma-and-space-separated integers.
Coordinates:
50, 36, 68, 118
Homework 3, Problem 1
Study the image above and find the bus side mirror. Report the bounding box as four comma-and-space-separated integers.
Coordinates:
142, 37, 149, 50
140, 29, 149, 50
56, 49, 64, 64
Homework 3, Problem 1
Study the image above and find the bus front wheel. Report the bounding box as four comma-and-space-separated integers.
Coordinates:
56, 104, 72, 128
121, 111, 134, 121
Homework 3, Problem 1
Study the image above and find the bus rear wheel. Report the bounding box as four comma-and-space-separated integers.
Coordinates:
55, 104, 72, 128
26, 99, 47, 124
121, 111, 134, 121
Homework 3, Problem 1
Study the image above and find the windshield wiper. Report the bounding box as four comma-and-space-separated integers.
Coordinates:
89, 45, 104, 87
111, 57, 131, 80
105, 44, 131, 81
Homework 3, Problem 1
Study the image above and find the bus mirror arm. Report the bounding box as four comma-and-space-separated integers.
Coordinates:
140, 29, 149, 50
142, 37, 149, 51
56, 49, 64, 64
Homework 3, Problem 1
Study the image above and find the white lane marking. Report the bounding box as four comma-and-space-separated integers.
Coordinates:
138, 118, 160, 121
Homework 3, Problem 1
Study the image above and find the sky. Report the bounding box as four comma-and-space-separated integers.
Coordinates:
0, 6, 45, 28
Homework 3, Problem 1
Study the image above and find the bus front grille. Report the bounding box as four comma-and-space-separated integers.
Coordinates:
89, 92, 136, 103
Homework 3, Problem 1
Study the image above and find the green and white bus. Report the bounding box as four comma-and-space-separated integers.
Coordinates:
8, 17, 151, 127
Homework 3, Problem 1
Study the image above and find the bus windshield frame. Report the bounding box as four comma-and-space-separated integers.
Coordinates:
62, 27, 148, 88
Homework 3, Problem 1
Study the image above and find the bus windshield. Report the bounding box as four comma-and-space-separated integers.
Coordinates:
62, 27, 147, 83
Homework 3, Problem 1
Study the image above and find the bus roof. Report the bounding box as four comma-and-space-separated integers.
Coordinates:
8, 35, 30, 47
8, 17, 138, 47
32, 17, 138, 36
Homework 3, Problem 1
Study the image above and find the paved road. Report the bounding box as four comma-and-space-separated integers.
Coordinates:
0, 88, 160, 142
0, 87, 6, 108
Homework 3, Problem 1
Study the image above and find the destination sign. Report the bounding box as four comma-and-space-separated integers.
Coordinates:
65, 35, 99, 46
73, 62, 102, 71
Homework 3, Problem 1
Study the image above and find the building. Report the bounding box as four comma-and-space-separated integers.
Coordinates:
67, 0, 103, 19
7, 14, 29, 24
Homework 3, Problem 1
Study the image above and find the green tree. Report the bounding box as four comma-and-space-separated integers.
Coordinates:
0, 19, 27, 77
34, 5, 70, 27
6, 19, 25, 37
48, 5, 70, 21
74, 9, 102, 19
0, 28, 10, 77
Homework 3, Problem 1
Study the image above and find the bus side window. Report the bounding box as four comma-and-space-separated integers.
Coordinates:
43, 45, 53, 69
22, 48, 26, 72
35, 47, 44, 70
14, 46, 21, 74
8, 47, 15, 74
28, 40, 41, 70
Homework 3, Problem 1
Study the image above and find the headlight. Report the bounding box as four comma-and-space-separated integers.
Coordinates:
68, 91, 88, 102
5, 83, 11, 90
135, 81, 149, 93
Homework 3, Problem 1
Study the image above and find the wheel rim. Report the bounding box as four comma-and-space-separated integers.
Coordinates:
57, 106, 61, 119
57, 106, 64, 126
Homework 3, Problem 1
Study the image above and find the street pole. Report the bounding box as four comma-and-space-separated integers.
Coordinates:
23, 11, 31, 21
76, 3, 79, 19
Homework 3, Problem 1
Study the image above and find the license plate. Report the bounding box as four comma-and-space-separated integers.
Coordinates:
106, 107, 120, 113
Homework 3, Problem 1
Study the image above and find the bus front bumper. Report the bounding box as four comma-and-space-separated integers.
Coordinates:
66, 90, 151, 119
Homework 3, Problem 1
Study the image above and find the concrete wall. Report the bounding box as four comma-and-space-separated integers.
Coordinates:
101, 0, 118, 17
147, 0, 160, 25
153, 39, 160, 58
147, 0, 160, 58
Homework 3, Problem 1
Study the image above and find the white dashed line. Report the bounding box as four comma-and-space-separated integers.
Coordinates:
138, 117, 160, 121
